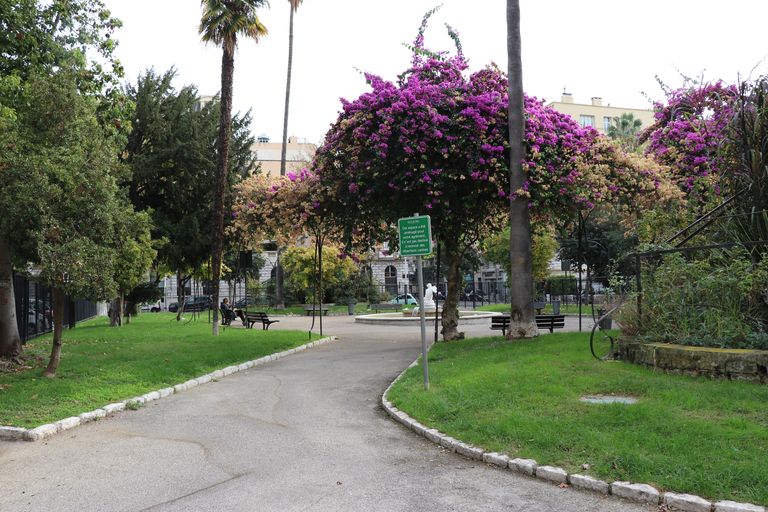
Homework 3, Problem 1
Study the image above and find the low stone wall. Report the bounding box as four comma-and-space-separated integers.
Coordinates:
618, 339, 768, 383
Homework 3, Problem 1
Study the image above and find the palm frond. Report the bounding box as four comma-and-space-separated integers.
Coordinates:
199, 0, 269, 47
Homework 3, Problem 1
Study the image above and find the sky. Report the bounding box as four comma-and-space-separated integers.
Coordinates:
103, 1, 768, 145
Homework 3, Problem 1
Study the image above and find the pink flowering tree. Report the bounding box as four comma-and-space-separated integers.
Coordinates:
232, 169, 345, 332
643, 78, 768, 256
641, 81, 738, 201
312, 13, 664, 340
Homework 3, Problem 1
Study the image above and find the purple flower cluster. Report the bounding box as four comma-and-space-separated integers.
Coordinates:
643, 81, 737, 198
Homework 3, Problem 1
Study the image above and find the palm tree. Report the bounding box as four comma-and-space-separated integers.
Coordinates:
507, 0, 537, 338
607, 112, 643, 152
279, 0, 302, 177
275, 0, 303, 309
200, 0, 268, 336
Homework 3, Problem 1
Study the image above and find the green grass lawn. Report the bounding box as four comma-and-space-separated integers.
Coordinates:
477, 302, 592, 315
0, 313, 318, 428
387, 332, 768, 505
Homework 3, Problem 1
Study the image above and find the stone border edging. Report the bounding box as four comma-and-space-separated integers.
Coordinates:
0, 335, 337, 443
381, 358, 765, 512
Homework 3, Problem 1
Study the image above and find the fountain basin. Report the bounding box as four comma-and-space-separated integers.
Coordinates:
355, 310, 501, 325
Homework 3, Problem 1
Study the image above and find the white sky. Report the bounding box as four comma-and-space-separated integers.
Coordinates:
103, 0, 768, 144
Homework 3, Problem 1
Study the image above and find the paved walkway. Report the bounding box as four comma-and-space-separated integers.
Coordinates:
0, 316, 649, 512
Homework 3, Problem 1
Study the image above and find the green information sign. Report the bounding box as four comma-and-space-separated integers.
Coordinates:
398, 215, 432, 257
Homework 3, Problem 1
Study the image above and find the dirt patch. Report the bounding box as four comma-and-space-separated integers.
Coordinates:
0, 353, 44, 374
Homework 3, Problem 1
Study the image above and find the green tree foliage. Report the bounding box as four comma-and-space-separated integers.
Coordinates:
0, 69, 128, 371
558, 210, 638, 279
483, 226, 557, 285
0, 1, 146, 374
110, 209, 156, 326
123, 69, 255, 310
607, 113, 643, 152
281, 246, 357, 303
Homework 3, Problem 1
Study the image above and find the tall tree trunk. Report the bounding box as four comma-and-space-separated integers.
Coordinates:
274, 248, 285, 309
43, 286, 65, 378
123, 294, 132, 325
0, 238, 22, 358
507, 0, 537, 338
440, 238, 464, 341
274, 7, 296, 309
109, 297, 122, 327
211, 44, 236, 336
176, 271, 184, 322
279, 6, 295, 177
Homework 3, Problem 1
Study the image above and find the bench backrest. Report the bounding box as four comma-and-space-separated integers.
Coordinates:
535, 314, 565, 327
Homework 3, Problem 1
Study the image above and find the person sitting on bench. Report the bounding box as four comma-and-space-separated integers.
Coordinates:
220, 298, 236, 326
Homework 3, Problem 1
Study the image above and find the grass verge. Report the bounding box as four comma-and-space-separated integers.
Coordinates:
0, 313, 319, 428
387, 332, 768, 505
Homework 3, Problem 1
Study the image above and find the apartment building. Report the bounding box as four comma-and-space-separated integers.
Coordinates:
251, 134, 317, 176
547, 93, 654, 133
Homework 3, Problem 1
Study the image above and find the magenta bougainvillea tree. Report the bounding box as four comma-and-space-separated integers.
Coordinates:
641, 81, 738, 199
310, 12, 671, 340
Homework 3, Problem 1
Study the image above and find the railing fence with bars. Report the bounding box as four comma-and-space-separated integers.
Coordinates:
13, 273, 97, 343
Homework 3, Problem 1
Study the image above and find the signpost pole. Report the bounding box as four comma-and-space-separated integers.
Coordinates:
416, 253, 429, 391
397, 213, 432, 391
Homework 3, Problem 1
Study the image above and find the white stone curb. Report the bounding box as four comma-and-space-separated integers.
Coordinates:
0, 335, 336, 443
380, 355, 765, 512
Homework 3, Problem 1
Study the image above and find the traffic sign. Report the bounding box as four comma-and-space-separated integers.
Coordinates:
398, 215, 432, 257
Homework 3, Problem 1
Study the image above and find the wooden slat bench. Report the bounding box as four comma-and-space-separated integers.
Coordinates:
490, 314, 566, 335
243, 311, 279, 330
370, 303, 403, 313
303, 305, 330, 316
535, 314, 566, 333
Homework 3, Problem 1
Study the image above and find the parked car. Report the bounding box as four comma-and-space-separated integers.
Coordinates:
168, 296, 212, 312
140, 303, 162, 313
389, 293, 419, 305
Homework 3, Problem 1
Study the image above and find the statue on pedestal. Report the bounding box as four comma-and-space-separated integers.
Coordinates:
422, 283, 437, 310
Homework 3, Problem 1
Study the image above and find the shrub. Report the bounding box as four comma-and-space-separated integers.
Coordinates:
617, 250, 768, 349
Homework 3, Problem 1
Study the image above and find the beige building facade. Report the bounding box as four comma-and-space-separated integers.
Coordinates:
251, 134, 317, 176
547, 93, 655, 134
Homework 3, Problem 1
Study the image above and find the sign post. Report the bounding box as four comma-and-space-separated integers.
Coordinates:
398, 214, 432, 390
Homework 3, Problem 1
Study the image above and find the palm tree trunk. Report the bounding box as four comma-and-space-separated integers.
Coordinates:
279, 6, 295, 177
0, 237, 22, 358
211, 43, 236, 336
274, 7, 296, 309
43, 286, 65, 377
507, 0, 537, 338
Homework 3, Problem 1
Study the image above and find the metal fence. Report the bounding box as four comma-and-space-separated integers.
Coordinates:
13, 273, 97, 343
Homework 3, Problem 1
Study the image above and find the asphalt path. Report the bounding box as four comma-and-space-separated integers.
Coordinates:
0, 315, 650, 512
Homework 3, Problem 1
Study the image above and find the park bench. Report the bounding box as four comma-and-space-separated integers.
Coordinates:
220, 308, 236, 326
243, 311, 279, 330
490, 314, 566, 336
535, 314, 566, 333
303, 304, 330, 316
369, 303, 402, 313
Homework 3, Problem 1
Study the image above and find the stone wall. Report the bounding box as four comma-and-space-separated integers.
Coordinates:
618, 339, 768, 383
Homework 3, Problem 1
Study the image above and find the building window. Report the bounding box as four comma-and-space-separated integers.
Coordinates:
579, 115, 595, 128
384, 265, 398, 296
603, 116, 612, 131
